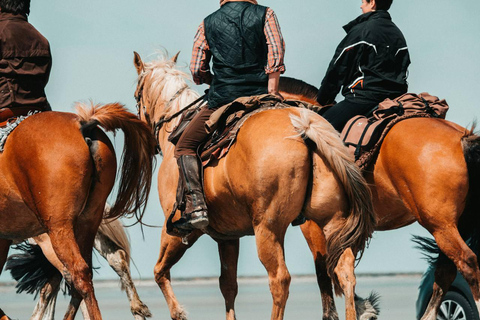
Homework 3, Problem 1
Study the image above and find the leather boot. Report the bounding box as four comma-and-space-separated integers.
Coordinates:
176, 155, 209, 229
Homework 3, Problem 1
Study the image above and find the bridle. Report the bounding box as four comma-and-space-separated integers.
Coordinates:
135, 78, 206, 154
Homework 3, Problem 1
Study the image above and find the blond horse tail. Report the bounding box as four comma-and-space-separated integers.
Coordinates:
290, 109, 375, 295
98, 204, 131, 263
75, 102, 156, 222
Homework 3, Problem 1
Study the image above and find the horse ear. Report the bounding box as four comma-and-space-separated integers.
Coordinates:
171, 51, 180, 64
133, 51, 144, 75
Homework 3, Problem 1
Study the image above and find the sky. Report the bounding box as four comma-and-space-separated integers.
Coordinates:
1, 0, 480, 283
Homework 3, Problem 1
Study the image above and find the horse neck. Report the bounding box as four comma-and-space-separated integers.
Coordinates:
151, 85, 200, 156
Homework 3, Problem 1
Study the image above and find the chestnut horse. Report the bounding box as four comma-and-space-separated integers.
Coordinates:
0, 103, 155, 320
278, 76, 480, 320
133, 52, 376, 320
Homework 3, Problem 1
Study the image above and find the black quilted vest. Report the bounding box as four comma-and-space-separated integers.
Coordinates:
204, 2, 268, 109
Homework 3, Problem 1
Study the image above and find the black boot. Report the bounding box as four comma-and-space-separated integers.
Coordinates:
175, 155, 209, 230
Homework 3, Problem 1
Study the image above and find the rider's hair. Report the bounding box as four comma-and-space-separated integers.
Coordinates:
0, 0, 30, 15
367, 0, 393, 11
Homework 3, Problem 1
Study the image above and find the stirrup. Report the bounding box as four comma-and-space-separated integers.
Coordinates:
171, 210, 208, 232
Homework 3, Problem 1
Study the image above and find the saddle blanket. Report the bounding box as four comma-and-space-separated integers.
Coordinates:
0, 107, 42, 152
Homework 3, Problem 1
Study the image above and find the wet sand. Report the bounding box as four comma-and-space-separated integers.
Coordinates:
1, 274, 421, 319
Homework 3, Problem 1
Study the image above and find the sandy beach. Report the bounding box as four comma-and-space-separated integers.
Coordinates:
1, 273, 422, 320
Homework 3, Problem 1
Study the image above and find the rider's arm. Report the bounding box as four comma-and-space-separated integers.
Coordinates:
317, 30, 363, 106
190, 21, 212, 85
264, 8, 285, 97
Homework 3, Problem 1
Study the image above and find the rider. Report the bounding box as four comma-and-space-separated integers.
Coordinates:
317, 0, 410, 131
0, 0, 52, 119
173, 0, 285, 230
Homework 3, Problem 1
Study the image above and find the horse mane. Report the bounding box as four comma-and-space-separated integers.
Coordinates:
137, 53, 200, 126
279, 76, 318, 100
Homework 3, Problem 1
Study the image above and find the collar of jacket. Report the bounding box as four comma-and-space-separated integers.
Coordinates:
0, 12, 27, 22
220, 0, 258, 6
343, 10, 391, 33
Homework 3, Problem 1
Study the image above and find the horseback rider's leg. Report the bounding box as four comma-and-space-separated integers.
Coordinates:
174, 106, 217, 230
320, 99, 378, 131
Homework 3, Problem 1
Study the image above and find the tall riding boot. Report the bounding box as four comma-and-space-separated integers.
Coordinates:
176, 155, 209, 229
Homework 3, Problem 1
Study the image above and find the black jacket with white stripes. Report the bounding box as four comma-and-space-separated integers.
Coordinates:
317, 10, 410, 105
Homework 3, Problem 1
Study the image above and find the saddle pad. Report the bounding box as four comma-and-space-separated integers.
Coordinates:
0, 110, 39, 152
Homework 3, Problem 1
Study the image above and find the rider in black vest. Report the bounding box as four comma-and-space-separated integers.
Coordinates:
317, 0, 410, 131
204, 2, 269, 109
173, 0, 285, 231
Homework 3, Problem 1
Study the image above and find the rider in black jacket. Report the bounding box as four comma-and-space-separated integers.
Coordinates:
317, 0, 410, 131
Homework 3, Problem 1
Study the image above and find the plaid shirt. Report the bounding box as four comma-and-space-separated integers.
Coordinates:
190, 7, 286, 85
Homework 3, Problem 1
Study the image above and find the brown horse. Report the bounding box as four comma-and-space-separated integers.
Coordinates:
0, 103, 155, 320
133, 51, 376, 320
278, 76, 480, 320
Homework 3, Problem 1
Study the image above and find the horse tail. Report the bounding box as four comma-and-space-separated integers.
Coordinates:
459, 125, 480, 258
98, 204, 131, 263
5, 243, 60, 296
75, 102, 156, 222
289, 109, 375, 294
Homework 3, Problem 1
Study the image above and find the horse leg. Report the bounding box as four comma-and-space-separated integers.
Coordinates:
217, 239, 239, 320
254, 224, 291, 320
34, 233, 84, 320
154, 226, 203, 320
94, 232, 152, 319
332, 248, 357, 320
421, 227, 479, 320
0, 239, 12, 320
300, 221, 338, 320
30, 273, 62, 320
420, 256, 456, 320
44, 219, 100, 320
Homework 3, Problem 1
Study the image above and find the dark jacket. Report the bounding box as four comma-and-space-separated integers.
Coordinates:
317, 10, 410, 105
0, 12, 51, 110
204, 1, 268, 109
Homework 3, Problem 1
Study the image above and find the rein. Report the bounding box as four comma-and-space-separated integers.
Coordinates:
153, 93, 206, 138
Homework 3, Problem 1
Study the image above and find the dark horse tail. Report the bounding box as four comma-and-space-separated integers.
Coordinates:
75, 103, 156, 222
5, 243, 61, 297
414, 127, 480, 265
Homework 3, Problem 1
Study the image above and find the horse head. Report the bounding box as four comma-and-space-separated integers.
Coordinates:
133, 50, 201, 154
133, 51, 186, 126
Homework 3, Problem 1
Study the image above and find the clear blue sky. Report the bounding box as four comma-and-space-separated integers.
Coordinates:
1, 0, 479, 282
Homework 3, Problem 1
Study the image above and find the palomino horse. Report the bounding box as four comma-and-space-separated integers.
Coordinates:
133, 51, 376, 320
0, 103, 155, 320
278, 76, 480, 320
7, 211, 151, 320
